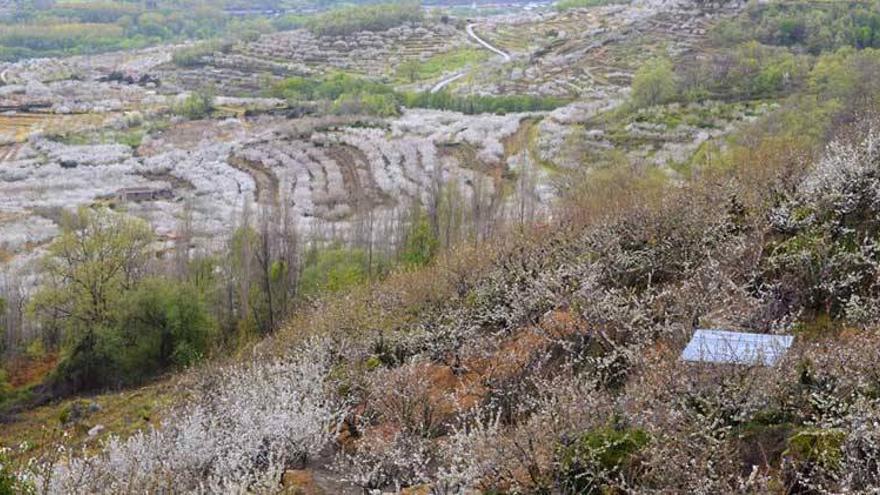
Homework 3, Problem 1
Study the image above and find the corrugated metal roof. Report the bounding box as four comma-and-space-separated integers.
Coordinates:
681, 329, 794, 366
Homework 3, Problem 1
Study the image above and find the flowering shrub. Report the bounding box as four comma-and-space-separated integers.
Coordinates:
767, 132, 880, 319
23, 339, 346, 494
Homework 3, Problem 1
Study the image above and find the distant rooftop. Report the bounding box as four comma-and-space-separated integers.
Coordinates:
681, 329, 794, 366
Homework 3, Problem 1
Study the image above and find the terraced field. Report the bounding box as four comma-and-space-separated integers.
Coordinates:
165, 22, 472, 94
0, 1, 756, 272
0, 113, 110, 146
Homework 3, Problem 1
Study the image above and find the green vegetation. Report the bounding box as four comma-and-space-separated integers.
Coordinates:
172, 40, 228, 67
299, 246, 369, 297
0, 447, 32, 495
271, 72, 402, 117
396, 48, 489, 83
0, 1, 237, 61
306, 0, 422, 37
173, 88, 216, 120
27, 208, 215, 393
399, 209, 439, 267
714, 1, 880, 54
785, 429, 846, 472
631, 58, 677, 108
404, 90, 567, 114
557, 427, 649, 494
555, 0, 628, 13
271, 72, 567, 116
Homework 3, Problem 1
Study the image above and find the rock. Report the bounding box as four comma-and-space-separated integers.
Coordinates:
87, 424, 105, 437
281, 469, 323, 495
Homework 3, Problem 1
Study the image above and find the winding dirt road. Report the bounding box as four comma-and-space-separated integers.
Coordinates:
430, 22, 512, 94
466, 23, 512, 62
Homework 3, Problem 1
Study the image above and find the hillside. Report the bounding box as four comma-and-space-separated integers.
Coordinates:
5, 0, 880, 493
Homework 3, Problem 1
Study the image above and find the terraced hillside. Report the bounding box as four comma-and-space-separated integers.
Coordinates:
0, 0, 762, 272
464, 1, 743, 98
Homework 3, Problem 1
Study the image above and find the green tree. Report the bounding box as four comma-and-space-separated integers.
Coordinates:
400, 209, 439, 267
0, 296, 5, 356
631, 58, 678, 108
29, 207, 153, 391
119, 279, 214, 376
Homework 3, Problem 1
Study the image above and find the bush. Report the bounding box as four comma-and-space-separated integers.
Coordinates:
299, 245, 369, 297
631, 58, 677, 108
557, 427, 649, 494
173, 89, 215, 120
171, 41, 219, 67
0, 447, 32, 495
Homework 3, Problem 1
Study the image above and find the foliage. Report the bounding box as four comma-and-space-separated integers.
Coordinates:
785, 428, 846, 471
0, 448, 32, 495
677, 41, 810, 102
557, 428, 649, 494
118, 278, 215, 374
306, 0, 422, 37
171, 41, 223, 67
0, 2, 238, 61
555, 0, 628, 12
395, 48, 488, 83
27, 207, 215, 393
272, 73, 402, 117
173, 88, 215, 120
0, 369, 9, 401
403, 90, 566, 114
630, 58, 677, 108
400, 209, 439, 267
272, 73, 566, 116
715, 1, 880, 54
299, 245, 368, 297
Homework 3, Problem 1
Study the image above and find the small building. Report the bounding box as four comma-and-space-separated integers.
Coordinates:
681, 329, 794, 366
115, 187, 173, 203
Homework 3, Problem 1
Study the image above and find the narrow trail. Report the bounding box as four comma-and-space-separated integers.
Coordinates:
430, 72, 466, 93
466, 23, 512, 62
429, 22, 512, 94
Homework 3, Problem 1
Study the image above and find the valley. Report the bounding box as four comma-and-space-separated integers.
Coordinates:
7, 0, 880, 493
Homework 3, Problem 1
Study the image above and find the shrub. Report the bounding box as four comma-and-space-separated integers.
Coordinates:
173, 88, 215, 120
631, 58, 677, 108
557, 427, 649, 494
299, 245, 368, 297
30, 340, 346, 493
171, 41, 219, 67
0, 447, 32, 495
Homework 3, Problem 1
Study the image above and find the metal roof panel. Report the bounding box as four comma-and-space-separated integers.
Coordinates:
681, 329, 794, 366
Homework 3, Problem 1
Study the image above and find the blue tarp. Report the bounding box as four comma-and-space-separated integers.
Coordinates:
681, 329, 794, 366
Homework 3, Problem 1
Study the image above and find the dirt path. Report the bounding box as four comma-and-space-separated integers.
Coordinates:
429, 23, 512, 94
466, 23, 512, 62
